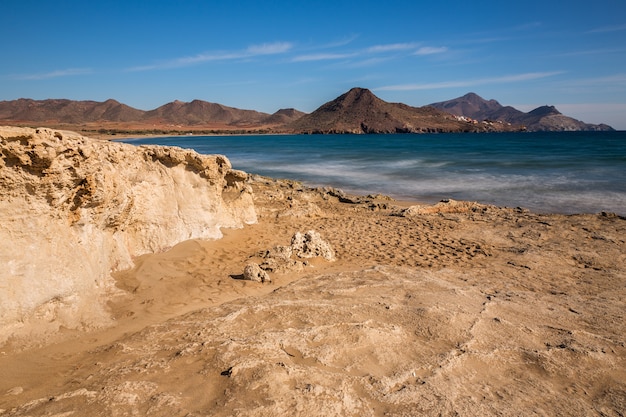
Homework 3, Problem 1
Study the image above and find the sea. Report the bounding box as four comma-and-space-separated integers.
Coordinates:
122, 131, 626, 216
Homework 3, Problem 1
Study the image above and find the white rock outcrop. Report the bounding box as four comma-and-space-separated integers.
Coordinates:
0, 126, 257, 345
245, 230, 336, 281
291, 230, 336, 261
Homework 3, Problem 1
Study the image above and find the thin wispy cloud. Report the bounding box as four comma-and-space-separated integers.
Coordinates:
128, 53, 237, 71
247, 42, 293, 55
497, 72, 564, 82
322, 34, 360, 48
293, 41, 447, 64
586, 23, 626, 34
376, 71, 564, 91
128, 41, 293, 71
179, 52, 243, 65
367, 43, 419, 53
414, 46, 448, 56
451, 36, 512, 46
14, 68, 92, 80
559, 47, 626, 57
292, 52, 357, 62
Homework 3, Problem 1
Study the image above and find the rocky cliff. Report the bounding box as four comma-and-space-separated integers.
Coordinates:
0, 126, 257, 345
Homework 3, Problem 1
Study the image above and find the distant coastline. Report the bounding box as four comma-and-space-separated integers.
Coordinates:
0, 88, 614, 137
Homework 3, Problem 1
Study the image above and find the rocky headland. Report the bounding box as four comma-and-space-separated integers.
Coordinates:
0, 127, 625, 416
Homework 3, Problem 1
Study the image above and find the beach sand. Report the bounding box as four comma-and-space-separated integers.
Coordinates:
1, 177, 625, 416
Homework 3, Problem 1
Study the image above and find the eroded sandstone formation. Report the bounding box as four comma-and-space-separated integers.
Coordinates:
242, 230, 336, 282
0, 126, 256, 345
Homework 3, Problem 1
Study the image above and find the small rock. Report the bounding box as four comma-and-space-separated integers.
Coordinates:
291, 230, 336, 261
243, 263, 271, 283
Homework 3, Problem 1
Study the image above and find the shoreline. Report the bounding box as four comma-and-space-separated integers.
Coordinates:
116, 131, 626, 217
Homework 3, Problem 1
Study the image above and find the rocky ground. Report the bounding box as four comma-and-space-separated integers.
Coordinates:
1, 175, 625, 416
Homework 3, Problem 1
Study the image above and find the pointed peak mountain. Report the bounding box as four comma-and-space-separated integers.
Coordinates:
322, 87, 383, 111
273, 108, 304, 117
341, 87, 378, 100
286, 87, 518, 134
459, 92, 485, 102
159, 99, 188, 108
459, 92, 502, 107
262, 108, 306, 125
528, 105, 561, 117
429, 92, 508, 118
102, 98, 122, 105
461, 92, 481, 99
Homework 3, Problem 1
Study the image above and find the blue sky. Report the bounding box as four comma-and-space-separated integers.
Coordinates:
2, 0, 625, 129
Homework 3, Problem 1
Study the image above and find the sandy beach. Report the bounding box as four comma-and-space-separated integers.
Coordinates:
1, 171, 625, 416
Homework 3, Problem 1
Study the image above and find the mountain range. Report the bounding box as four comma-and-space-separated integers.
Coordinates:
429, 93, 613, 132
0, 98, 305, 133
0, 89, 613, 135
285, 88, 519, 134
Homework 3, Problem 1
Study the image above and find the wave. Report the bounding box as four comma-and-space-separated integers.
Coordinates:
124, 132, 626, 215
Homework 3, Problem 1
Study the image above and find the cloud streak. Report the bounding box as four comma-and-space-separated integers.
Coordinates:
130, 37, 453, 70
247, 42, 293, 55
292, 52, 358, 62
128, 41, 293, 71
376, 71, 564, 91
559, 47, 626, 57
586, 23, 626, 34
367, 43, 419, 53
321, 34, 360, 49
414, 46, 448, 56
292, 42, 450, 63
14, 68, 92, 80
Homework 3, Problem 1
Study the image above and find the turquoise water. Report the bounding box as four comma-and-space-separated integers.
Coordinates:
123, 131, 626, 215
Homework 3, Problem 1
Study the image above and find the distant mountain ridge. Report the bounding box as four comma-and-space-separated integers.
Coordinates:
0, 90, 614, 134
429, 93, 614, 132
285, 88, 520, 134
0, 98, 303, 131
0, 98, 144, 124
142, 99, 269, 126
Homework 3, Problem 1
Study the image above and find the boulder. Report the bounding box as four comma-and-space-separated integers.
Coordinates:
243, 263, 271, 283
291, 230, 336, 261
